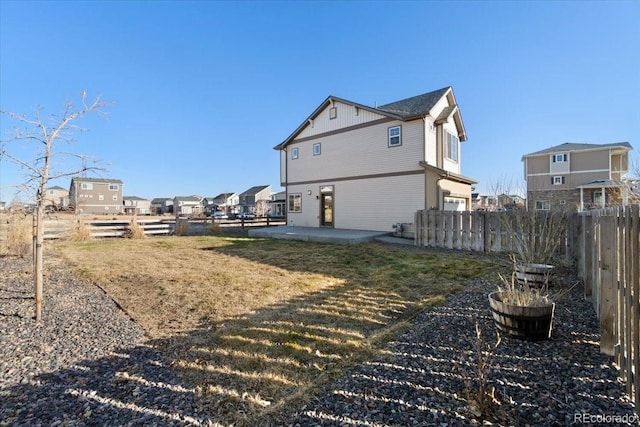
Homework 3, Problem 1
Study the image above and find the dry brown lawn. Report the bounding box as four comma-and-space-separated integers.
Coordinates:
53, 235, 507, 425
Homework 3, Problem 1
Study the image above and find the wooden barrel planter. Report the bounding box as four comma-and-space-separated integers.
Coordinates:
488, 292, 555, 340
515, 263, 554, 288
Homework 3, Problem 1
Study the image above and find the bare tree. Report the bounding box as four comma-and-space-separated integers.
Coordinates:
0, 92, 108, 321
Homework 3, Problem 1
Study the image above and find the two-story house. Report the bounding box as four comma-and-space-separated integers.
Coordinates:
43, 185, 70, 211
173, 196, 203, 217
69, 177, 124, 214
522, 142, 634, 211
150, 197, 173, 215
123, 196, 151, 215
274, 86, 475, 231
238, 185, 271, 216
212, 193, 240, 215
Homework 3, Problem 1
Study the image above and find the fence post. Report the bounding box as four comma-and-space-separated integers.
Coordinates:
599, 214, 616, 355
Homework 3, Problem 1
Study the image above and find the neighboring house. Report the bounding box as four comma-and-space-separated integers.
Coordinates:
0, 201, 5, 211
269, 190, 286, 217
150, 197, 173, 215
238, 185, 272, 216
274, 86, 475, 231
212, 193, 240, 215
472, 194, 497, 211
69, 177, 124, 215
123, 196, 151, 215
173, 196, 203, 216
202, 196, 219, 216
43, 185, 69, 210
522, 142, 634, 211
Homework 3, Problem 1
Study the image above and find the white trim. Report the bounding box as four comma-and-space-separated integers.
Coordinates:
526, 168, 610, 177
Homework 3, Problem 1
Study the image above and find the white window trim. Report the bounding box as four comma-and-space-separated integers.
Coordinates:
388, 126, 401, 147
535, 200, 551, 211
552, 176, 565, 185
445, 132, 459, 163
291, 147, 299, 160
313, 143, 321, 156
288, 193, 301, 213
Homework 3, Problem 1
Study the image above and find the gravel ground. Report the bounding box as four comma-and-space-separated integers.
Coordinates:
1, 252, 637, 426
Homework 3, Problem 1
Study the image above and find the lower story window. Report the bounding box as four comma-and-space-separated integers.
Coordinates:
288, 193, 301, 212
535, 200, 550, 210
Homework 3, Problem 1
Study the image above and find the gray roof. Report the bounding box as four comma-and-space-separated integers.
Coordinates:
524, 142, 632, 157
174, 196, 201, 202
123, 196, 148, 201
150, 198, 172, 203
377, 87, 451, 119
240, 185, 270, 196
47, 185, 68, 191
71, 177, 123, 184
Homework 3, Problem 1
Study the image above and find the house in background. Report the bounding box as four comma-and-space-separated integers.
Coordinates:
269, 190, 286, 217
274, 86, 475, 231
522, 142, 634, 211
173, 196, 203, 217
150, 197, 173, 215
123, 196, 151, 215
43, 185, 69, 211
239, 185, 271, 216
212, 192, 240, 215
69, 177, 124, 214
202, 196, 219, 216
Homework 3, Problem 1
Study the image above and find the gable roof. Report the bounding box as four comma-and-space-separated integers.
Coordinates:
123, 196, 148, 201
71, 177, 123, 184
239, 185, 270, 196
47, 185, 68, 191
275, 86, 465, 149
524, 142, 633, 157
213, 192, 236, 200
377, 87, 450, 118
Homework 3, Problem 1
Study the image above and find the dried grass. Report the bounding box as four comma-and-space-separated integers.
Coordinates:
2, 213, 32, 257
175, 219, 189, 236
495, 272, 552, 307
53, 237, 506, 425
125, 220, 146, 239
67, 219, 93, 242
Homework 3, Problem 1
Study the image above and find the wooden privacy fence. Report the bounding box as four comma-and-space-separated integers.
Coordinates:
415, 206, 640, 413
413, 209, 568, 257
575, 205, 639, 412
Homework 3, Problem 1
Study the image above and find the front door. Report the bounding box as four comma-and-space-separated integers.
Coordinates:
320, 185, 334, 227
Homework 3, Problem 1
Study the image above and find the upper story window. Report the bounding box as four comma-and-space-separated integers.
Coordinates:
291, 147, 299, 160
446, 132, 459, 163
313, 143, 321, 156
552, 153, 568, 163
388, 126, 401, 147
109, 184, 119, 191
80, 182, 93, 190
552, 176, 565, 185
329, 107, 337, 120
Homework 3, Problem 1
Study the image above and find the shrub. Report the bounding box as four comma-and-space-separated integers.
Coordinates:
4, 214, 32, 257
126, 220, 146, 239
68, 218, 93, 242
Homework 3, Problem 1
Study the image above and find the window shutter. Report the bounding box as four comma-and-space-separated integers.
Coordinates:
563, 154, 567, 162
552, 155, 556, 163
562, 176, 566, 184
551, 177, 554, 184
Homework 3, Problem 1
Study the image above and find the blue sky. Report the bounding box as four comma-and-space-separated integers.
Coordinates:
1, 0, 639, 202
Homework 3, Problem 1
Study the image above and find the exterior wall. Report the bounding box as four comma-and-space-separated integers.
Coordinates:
296, 100, 387, 139
527, 149, 615, 191
571, 149, 609, 173
71, 180, 123, 215
423, 118, 437, 166
286, 173, 424, 232
287, 119, 423, 184
44, 188, 69, 208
